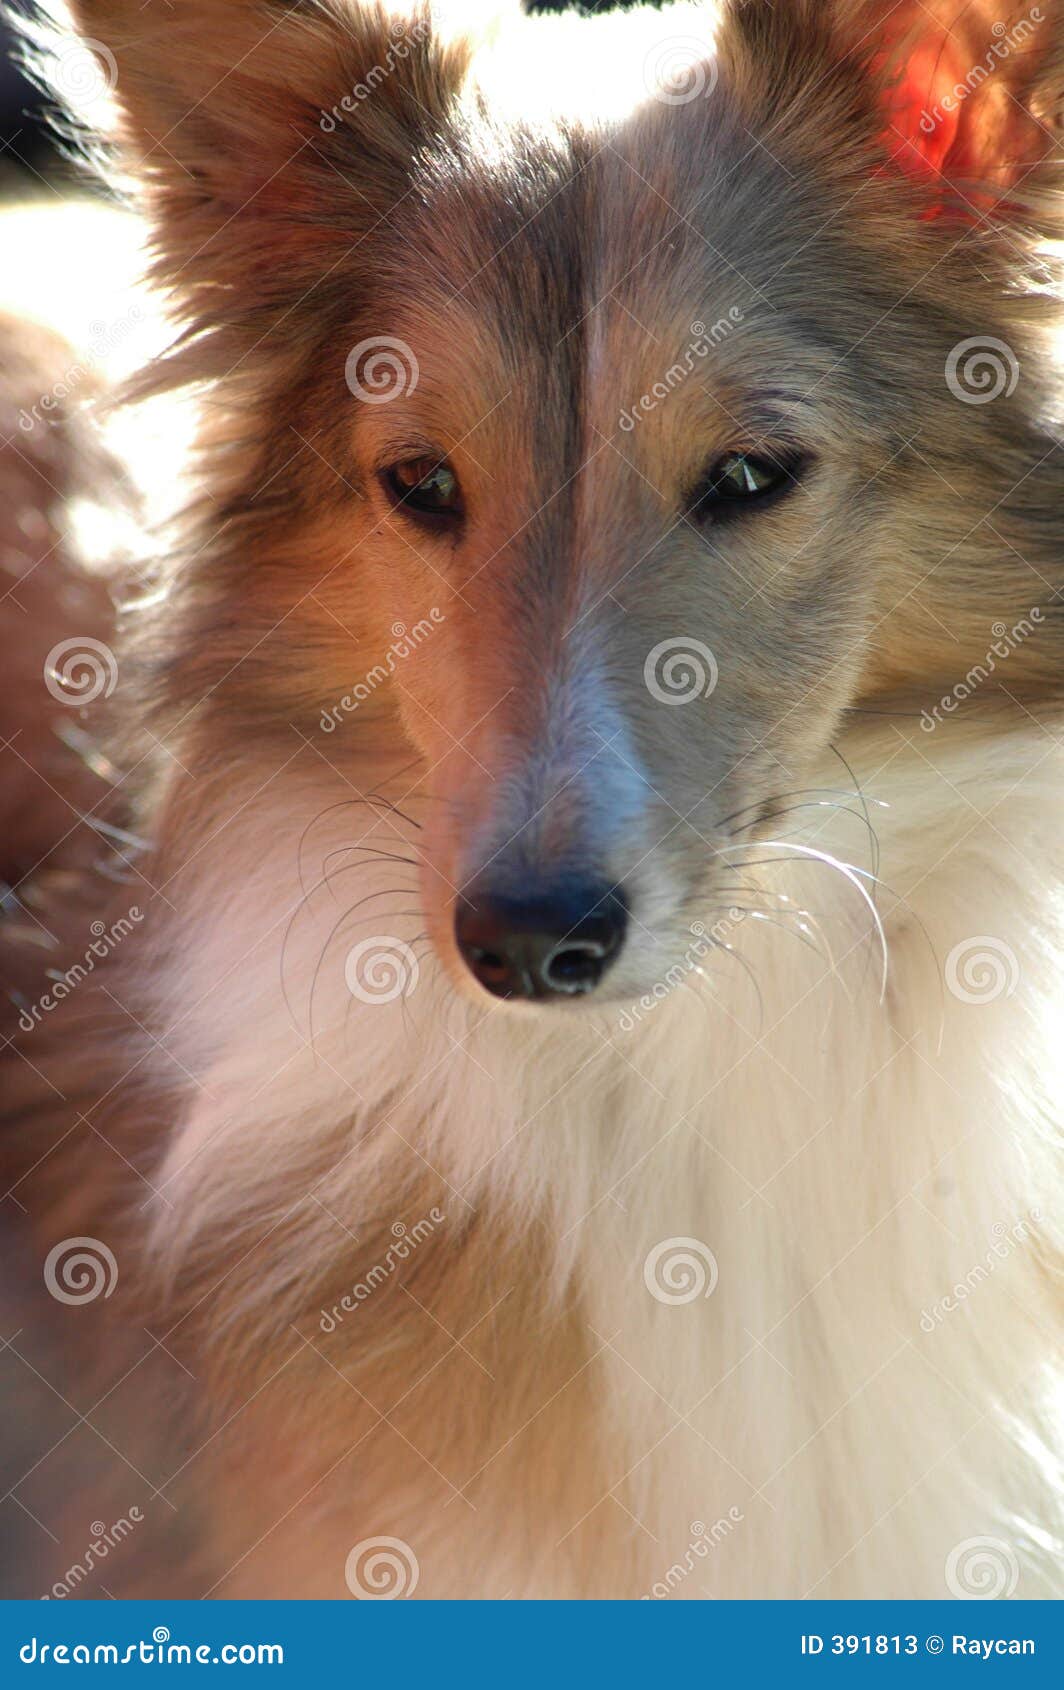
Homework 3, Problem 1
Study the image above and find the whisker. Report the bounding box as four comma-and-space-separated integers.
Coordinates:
294, 797, 412, 900
827, 742, 881, 885
320, 846, 419, 889
715, 787, 888, 833
720, 839, 889, 1001
295, 887, 419, 1050
741, 800, 881, 863
704, 936, 764, 1030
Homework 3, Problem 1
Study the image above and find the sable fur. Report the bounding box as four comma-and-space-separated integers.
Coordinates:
2, 0, 1063, 1598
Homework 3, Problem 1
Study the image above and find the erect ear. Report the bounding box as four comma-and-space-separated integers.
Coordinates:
875, 0, 1062, 199
56, 1, 472, 303
721, 1, 1063, 218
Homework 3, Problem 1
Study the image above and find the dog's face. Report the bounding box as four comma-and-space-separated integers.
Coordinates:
68, 0, 1064, 1005
337, 109, 890, 1003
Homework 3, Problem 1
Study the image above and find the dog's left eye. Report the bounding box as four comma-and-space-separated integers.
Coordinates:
383, 457, 463, 520
692, 450, 799, 519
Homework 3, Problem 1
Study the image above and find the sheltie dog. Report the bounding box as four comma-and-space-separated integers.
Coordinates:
2, 0, 1063, 1600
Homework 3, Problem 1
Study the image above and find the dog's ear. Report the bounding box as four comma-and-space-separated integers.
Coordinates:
57, 1, 471, 304
874, 0, 1061, 199
722, 1, 1062, 217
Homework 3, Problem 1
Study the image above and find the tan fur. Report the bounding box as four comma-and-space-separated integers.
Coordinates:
3, 0, 1064, 1598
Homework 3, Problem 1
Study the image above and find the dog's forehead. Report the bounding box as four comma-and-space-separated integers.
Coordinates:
362, 103, 861, 484
388, 98, 861, 401
402, 112, 746, 327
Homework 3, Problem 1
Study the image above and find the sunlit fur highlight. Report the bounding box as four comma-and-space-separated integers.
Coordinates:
3, 0, 1064, 1597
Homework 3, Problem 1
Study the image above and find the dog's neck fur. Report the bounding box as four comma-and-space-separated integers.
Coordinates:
135, 712, 1062, 1597
16, 0, 1064, 1603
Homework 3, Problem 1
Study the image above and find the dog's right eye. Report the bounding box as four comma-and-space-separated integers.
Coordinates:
382, 457, 464, 522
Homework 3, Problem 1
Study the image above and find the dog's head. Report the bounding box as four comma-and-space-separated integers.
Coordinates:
61, 0, 1064, 1005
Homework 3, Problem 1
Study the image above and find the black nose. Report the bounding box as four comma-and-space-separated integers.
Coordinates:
455, 883, 628, 1001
